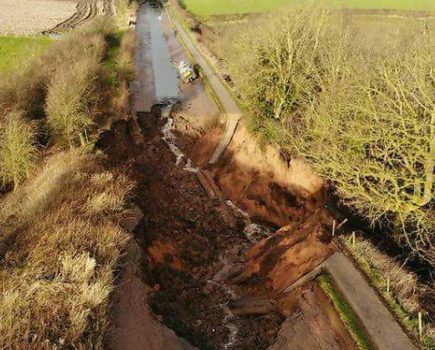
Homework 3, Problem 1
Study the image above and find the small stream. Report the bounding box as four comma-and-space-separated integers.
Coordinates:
161, 105, 199, 173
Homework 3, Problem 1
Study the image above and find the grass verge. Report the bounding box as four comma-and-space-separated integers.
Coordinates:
0, 36, 51, 73
318, 274, 375, 350
179, 0, 435, 17
340, 236, 435, 348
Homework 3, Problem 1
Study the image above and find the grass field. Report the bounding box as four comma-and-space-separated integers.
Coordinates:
0, 36, 51, 73
180, 0, 435, 16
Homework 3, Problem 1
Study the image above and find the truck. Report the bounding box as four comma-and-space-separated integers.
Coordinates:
178, 61, 197, 83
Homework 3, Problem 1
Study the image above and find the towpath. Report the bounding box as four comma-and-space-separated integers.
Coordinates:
166, 9, 241, 164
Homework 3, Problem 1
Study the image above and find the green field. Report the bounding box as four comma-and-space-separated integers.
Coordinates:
0, 36, 51, 73
180, 0, 434, 16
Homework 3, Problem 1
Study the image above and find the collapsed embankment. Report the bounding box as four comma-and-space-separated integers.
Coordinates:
105, 3, 362, 349
184, 116, 338, 291
102, 101, 358, 349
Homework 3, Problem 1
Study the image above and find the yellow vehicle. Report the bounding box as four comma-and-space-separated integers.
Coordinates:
178, 61, 197, 83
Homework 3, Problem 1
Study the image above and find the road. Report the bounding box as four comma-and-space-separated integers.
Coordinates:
325, 253, 417, 350
284, 252, 417, 350
166, 9, 241, 164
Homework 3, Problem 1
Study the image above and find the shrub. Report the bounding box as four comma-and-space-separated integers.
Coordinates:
45, 56, 102, 147
0, 111, 37, 190
230, 6, 434, 265
0, 59, 49, 120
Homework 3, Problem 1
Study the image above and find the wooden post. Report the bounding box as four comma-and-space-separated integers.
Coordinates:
419, 312, 423, 341
352, 231, 356, 248
337, 218, 348, 230
332, 220, 336, 237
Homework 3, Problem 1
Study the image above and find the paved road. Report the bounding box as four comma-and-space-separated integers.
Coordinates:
325, 253, 417, 350
285, 252, 417, 350
166, 9, 241, 164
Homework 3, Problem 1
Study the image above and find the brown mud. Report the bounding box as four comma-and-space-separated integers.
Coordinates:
100, 100, 359, 349
101, 110, 285, 349
101, 4, 355, 345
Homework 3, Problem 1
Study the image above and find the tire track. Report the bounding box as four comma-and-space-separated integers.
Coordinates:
44, 0, 113, 35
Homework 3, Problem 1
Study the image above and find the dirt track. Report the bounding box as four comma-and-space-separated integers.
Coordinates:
44, 0, 114, 34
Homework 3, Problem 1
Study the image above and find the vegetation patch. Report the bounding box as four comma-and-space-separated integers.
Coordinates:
318, 275, 375, 350
0, 1, 137, 347
219, 5, 434, 269
179, 0, 435, 17
0, 151, 133, 349
0, 35, 51, 73
340, 236, 435, 348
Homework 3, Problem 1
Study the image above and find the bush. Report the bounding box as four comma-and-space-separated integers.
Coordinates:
0, 111, 37, 190
45, 55, 102, 147
230, 7, 434, 265
0, 60, 49, 120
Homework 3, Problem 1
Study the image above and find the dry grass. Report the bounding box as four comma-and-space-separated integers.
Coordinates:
341, 236, 435, 347
45, 55, 102, 147
0, 17, 129, 190
0, 13, 138, 349
112, 31, 136, 116
0, 150, 134, 349
0, 111, 38, 190
116, 31, 135, 81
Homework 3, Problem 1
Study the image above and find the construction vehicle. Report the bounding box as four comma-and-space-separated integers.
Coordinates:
178, 61, 197, 83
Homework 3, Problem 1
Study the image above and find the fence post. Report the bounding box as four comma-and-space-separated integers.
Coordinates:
419, 312, 423, 342
332, 220, 336, 237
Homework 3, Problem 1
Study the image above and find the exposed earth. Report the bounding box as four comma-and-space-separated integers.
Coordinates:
0, 0, 76, 35
104, 3, 359, 349
0, 0, 116, 35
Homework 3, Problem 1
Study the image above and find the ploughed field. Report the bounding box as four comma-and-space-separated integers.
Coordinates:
180, 0, 435, 16
0, 0, 76, 35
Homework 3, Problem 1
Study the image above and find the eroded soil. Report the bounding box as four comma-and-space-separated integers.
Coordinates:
102, 110, 285, 349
